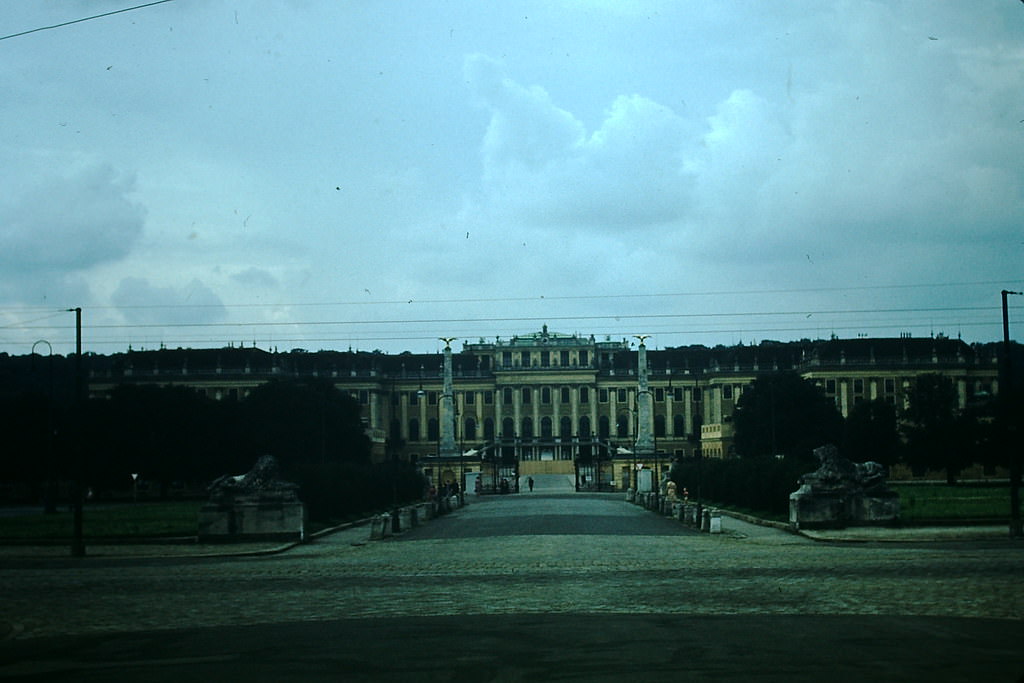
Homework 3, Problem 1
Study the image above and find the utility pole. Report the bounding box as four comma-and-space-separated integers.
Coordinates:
70, 307, 85, 557
1002, 291, 1022, 538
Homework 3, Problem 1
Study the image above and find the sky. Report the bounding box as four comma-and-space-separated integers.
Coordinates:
1, 1, 1022, 356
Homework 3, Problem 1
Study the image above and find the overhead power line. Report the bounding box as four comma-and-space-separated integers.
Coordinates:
0, 0, 175, 42
41, 279, 1024, 311
27, 319, 1009, 349
5, 304, 1008, 331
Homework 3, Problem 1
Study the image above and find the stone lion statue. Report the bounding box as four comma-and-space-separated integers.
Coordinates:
798, 444, 889, 494
208, 455, 299, 501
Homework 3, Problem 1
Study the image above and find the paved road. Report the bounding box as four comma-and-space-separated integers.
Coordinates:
1, 493, 1022, 681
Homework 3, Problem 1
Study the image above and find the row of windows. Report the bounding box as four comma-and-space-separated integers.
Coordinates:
822, 377, 900, 395
388, 378, 988, 406
393, 386, 707, 407
401, 413, 690, 442
498, 349, 590, 368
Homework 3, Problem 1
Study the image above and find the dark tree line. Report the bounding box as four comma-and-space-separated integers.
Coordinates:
0, 378, 424, 521
672, 370, 1016, 515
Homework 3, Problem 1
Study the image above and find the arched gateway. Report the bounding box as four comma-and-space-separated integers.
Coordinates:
471, 435, 617, 493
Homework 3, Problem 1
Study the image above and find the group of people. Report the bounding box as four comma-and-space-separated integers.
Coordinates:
427, 480, 461, 502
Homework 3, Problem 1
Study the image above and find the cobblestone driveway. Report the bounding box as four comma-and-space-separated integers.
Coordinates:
1, 494, 1021, 640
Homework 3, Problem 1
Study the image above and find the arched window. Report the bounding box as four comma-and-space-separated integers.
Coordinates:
654, 414, 666, 438
427, 418, 439, 441
560, 416, 572, 440
484, 417, 495, 440
674, 414, 686, 439
502, 417, 515, 438
522, 417, 533, 439
541, 416, 552, 438
465, 418, 477, 441
616, 413, 629, 437
579, 415, 591, 437
408, 418, 420, 441
599, 415, 610, 439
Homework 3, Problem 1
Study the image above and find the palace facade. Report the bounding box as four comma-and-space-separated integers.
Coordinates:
82, 329, 1004, 492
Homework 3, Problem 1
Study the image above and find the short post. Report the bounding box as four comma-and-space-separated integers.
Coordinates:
709, 509, 722, 534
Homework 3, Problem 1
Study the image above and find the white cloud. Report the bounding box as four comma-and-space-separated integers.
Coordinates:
0, 164, 144, 273
465, 54, 696, 230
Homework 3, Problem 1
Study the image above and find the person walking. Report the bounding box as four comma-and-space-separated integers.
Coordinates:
527, 476, 534, 492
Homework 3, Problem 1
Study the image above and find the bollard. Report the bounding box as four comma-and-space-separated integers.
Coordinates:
709, 509, 722, 534
399, 507, 413, 531
369, 514, 386, 541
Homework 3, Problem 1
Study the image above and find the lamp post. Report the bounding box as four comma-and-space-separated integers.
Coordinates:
32, 340, 57, 514
1002, 290, 1022, 538
68, 307, 85, 558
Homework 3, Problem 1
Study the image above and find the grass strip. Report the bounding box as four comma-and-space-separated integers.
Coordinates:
0, 501, 202, 539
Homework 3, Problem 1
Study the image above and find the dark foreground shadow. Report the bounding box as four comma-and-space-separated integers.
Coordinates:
2, 614, 1021, 682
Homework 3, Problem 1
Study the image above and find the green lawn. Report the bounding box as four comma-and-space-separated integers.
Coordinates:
889, 484, 1011, 521
0, 501, 203, 539
707, 484, 1013, 524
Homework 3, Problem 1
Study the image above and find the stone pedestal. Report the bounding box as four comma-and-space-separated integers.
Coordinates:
199, 455, 306, 543
198, 498, 306, 542
789, 485, 900, 530
789, 445, 901, 530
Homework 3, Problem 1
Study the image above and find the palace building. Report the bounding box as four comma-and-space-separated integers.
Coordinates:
82, 328, 1004, 492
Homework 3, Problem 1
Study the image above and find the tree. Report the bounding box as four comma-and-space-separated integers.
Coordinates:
902, 373, 970, 485
842, 399, 900, 466
101, 384, 224, 496
733, 372, 844, 462
236, 378, 370, 471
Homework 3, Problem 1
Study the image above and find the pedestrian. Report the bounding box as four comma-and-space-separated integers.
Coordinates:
528, 476, 534, 492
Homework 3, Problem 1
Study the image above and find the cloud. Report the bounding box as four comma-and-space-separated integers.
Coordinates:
0, 164, 145, 273
112, 277, 227, 325
231, 267, 280, 289
464, 53, 695, 229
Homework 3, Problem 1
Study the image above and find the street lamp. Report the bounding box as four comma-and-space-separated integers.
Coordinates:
68, 307, 85, 558
1002, 290, 1022, 538
32, 340, 56, 514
